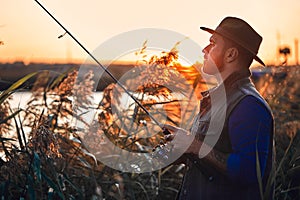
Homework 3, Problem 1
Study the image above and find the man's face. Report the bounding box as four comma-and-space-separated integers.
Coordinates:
202, 34, 227, 75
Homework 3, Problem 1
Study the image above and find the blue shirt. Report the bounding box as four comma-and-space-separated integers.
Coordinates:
227, 95, 272, 184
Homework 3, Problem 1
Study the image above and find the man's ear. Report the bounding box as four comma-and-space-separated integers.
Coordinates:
225, 47, 239, 63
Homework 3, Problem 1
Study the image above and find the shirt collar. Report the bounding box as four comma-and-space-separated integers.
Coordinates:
200, 70, 251, 98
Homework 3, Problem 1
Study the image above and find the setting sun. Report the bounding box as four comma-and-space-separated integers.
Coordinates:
1, 0, 300, 66
1, 1, 300, 199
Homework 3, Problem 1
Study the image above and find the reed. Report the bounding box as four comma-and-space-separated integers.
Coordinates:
0, 48, 299, 199
0, 44, 197, 199
255, 66, 300, 199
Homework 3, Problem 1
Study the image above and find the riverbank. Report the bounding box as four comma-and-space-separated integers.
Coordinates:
0, 62, 134, 91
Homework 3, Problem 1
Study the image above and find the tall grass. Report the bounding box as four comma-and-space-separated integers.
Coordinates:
0, 44, 200, 199
255, 66, 300, 199
0, 54, 300, 199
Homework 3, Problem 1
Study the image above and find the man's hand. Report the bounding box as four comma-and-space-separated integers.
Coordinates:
160, 124, 202, 155
160, 124, 229, 174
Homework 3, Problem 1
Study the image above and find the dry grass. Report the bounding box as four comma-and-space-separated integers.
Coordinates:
254, 66, 300, 199
0, 45, 200, 199
0, 46, 300, 199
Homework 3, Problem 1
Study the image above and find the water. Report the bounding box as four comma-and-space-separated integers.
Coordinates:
7, 90, 198, 137
9, 91, 103, 109
5, 91, 104, 139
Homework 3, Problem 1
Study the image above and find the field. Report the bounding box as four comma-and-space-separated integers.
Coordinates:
255, 65, 300, 199
0, 54, 300, 199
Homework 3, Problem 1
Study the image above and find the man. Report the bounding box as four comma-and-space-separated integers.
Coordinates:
162, 16, 274, 199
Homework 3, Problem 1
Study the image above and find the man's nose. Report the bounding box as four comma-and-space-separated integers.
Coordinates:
202, 45, 209, 54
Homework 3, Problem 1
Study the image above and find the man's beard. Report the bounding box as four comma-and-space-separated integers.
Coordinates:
202, 55, 225, 76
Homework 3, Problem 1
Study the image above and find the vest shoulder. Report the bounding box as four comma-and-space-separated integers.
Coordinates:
227, 81, 273, 116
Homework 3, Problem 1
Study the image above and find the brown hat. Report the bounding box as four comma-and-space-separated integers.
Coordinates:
200, 16, 265, 66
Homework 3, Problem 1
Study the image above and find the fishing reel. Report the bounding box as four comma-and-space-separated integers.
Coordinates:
151, 128, 174, 160
152, 144, 170, 160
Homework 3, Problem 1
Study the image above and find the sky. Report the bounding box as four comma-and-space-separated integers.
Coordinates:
1, 0, 300, 66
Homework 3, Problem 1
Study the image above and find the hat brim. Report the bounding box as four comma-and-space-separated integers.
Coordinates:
200, 26, 265, 66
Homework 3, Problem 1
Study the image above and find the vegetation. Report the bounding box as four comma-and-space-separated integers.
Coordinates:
256, 66, 300, 199
0, 46, 300, 199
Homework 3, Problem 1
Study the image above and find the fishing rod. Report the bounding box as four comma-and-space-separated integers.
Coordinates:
34, 0, 165, 127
